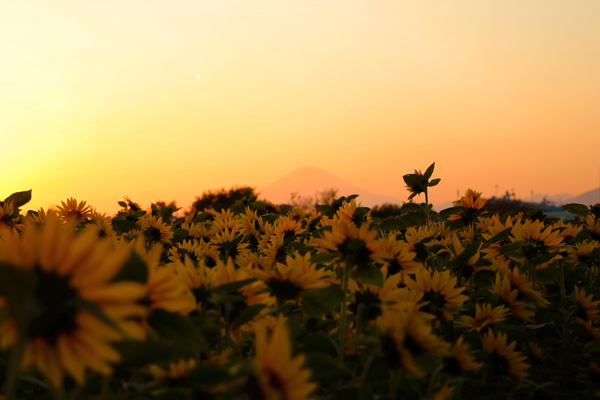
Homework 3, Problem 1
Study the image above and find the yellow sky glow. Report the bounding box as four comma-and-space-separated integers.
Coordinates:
2, 1, 600, 215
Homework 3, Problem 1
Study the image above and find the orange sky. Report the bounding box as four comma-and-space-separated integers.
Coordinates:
2, 1, 600, 216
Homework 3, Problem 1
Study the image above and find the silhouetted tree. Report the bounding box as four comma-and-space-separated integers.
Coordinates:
289, 187, 339, 210
370, 203, 403, 219
192, 186, 258, 212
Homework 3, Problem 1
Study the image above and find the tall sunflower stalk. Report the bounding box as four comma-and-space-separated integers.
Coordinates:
403, 162, 441, 226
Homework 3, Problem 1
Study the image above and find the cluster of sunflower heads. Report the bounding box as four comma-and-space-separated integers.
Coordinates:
0, 184, 600, 400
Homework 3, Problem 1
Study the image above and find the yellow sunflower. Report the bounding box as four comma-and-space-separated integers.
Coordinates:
0, 213, 147, 387
446, 336, 482, 374
404, 268, 468, 321
455, 303, 510, 332
509, 219, 563, 261
481, 330, 529, 379
490, 274, 535, 322
379, 233, 422, 275
573, 285, 600, 321
246, 251, 330, 303
318, 221, 387, 268
447, 189, 487, 224
0, 200, 15, 230
253, 316, 317, 400
138, 214, 174, 244
376, 308, 450, 377
56, 197, 93, 222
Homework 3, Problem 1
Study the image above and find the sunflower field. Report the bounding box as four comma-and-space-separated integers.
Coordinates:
1, 165, 600, 400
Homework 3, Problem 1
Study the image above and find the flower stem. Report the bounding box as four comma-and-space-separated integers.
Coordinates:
338, 263, 350, 361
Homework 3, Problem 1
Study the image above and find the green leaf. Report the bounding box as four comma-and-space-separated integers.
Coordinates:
147, 309, 209, 355
110, 251, 148, 284
114, 340, 177, 368
471, 269, 496, 289
424, 162, 435, 179
171, 228, 189, 244
232, 303, 266, 330
377, 217, 406, 232
438, 206, 466, 220
212, 278, 256, 295
183, 363, 231, 387
118, 201, 128, 208
480, 227, 512, 249
4, 189, 32, 208
583, 341, 600, 353
562, 203, 589, 216
304, 353, 346, 386
301, 285, 345, 318
401, 202, 422, 214
302, 333, 338, 356
111, 217, 137, 234
428, 178, 441, 187
310, 253, 337, 265
350, 264, 384, 287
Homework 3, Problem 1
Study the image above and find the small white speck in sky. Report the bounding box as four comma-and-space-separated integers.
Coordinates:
195, 74, 202, 80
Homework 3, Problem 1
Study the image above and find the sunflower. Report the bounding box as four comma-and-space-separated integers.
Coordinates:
0, 200, 15, 230
376, 308, 450, 377
455, 303, 510, 332
404, 268, 468, 321
447, 189, 487, 225
481, 330, 529, 379
568, 241, 600, 265
379, 233, 421, 275
490, 274, 535, 322
446, 336, 482, 374
0, 213, 147, 387
509, 219, 563, 261
573, 285, 600, 321
493, 259, 549, 306
138, 214, 174, 244
132, 241, 196, 316
334, 199, 372, 227
318, 221, 387, 268
56, 197, 93, 222
253, 316, 317, 400
271, 216, 304, 241
211, 228, 250, 263
246, 252, 330, 303
348, 267, 426, 321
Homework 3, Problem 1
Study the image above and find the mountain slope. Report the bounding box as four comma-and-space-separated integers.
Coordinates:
258, 167, 404, 207
569, 187, 600, 206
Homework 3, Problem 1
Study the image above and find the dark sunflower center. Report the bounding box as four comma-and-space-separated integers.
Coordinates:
402, 333, 425, 356
490, 351, 510, 376
265, 368, 287, 399
67, 210, 83, 220
267, 278, 302, 302
144, 227, 163, 242
350, 290, 381, 320
29, 268, 79, 344
340, 238, 372, 267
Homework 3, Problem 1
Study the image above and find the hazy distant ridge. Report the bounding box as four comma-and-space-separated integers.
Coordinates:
258, 167, 404, 207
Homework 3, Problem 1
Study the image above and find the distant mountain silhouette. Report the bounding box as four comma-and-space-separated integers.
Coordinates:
258, 167, 404, 207
570, 187, 600, 206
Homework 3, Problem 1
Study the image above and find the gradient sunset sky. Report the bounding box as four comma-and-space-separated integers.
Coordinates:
2, 1, 600, 215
